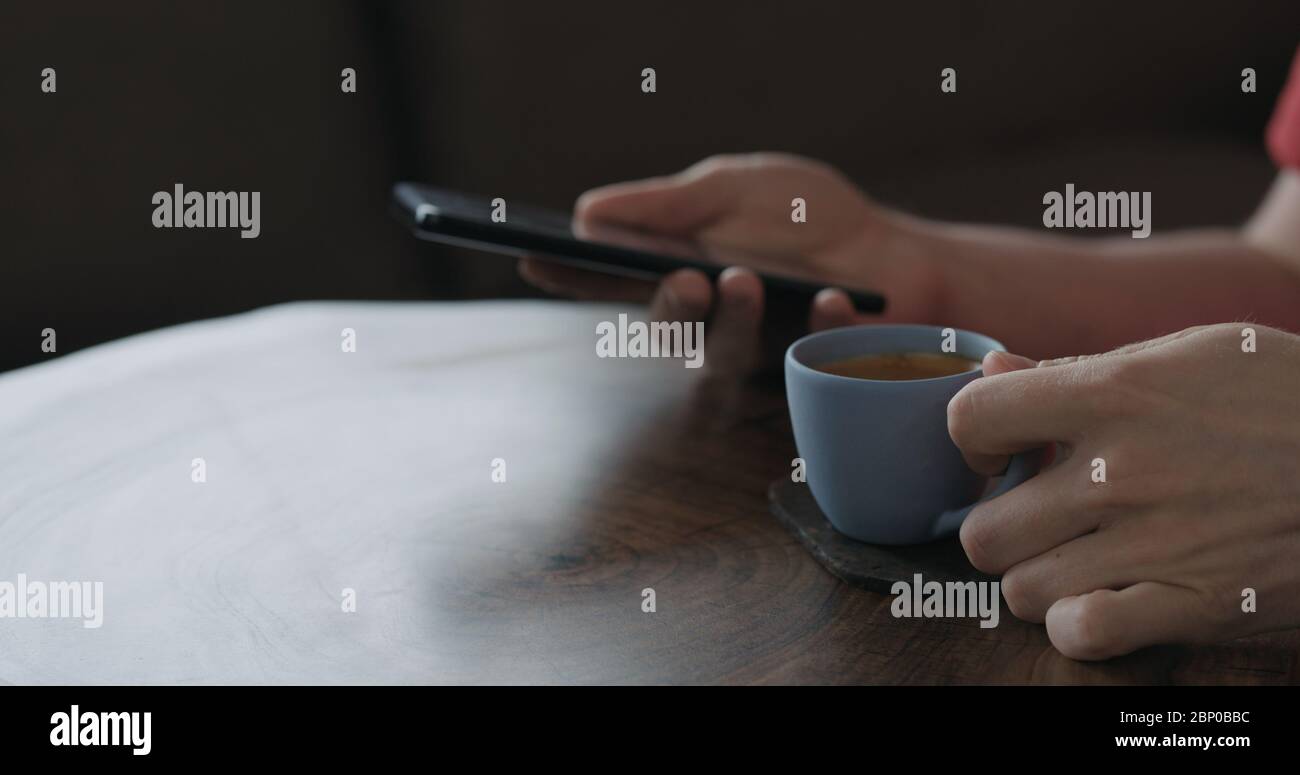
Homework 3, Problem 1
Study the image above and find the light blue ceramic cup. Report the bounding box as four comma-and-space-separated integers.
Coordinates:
785, 324, 1037, 545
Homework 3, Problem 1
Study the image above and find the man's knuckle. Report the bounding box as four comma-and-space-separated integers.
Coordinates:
999, 568, 1040, 621
1065, 594, 1120, 659
959, 513, 1001, 574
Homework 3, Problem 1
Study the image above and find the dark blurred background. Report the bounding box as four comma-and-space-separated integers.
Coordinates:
2, 1, 1297, 372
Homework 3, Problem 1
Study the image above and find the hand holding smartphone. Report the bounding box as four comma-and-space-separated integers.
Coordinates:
391, 183, 887, 314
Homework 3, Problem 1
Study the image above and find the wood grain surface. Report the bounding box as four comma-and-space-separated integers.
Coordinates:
0, 301, 1295, 684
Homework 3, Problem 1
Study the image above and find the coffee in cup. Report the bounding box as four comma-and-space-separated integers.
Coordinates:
814, 351, 979, 381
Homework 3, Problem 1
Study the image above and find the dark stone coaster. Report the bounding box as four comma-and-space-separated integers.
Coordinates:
767, 478, 994, 594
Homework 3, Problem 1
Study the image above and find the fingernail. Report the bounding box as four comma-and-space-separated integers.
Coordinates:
814, 288, 843, 306
718, 266, 744, 284
986, 351, 1038, 371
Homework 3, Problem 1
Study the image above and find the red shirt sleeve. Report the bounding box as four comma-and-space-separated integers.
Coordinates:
1267, 48, 1300, 169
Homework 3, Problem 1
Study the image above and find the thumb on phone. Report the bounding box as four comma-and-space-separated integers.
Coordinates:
575, 166, 735, 236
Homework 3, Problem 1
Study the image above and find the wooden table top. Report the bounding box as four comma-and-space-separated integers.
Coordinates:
1, 301, 1295, 685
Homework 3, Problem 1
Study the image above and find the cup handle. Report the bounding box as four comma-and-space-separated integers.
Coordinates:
929, 450, 1041, 540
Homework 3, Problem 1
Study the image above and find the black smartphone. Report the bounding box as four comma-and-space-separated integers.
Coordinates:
392, 183, 886, 313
